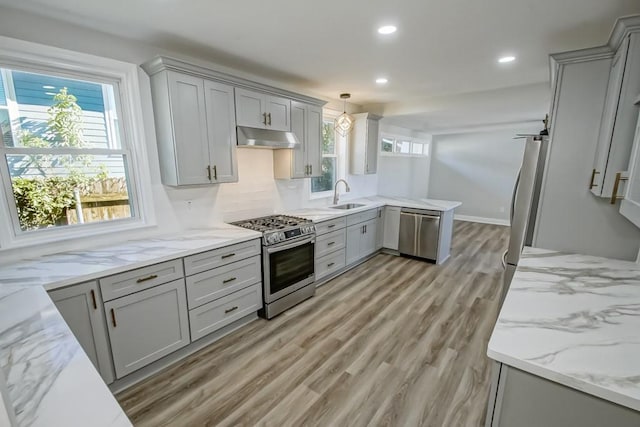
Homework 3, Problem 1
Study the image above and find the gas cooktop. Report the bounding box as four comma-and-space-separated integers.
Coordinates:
231, 214, 315, 246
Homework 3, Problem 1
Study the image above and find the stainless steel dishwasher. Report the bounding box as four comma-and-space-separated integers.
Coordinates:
398, 208, 440, 260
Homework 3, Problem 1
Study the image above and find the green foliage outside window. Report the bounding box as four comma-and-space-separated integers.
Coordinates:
311, 121, 337, 193
11, 88, 108, 230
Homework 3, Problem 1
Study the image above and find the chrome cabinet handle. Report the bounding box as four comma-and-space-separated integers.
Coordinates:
589, 169, 600, 189
327, 241, 335, 246
310, 164, 312, 175
90, 289, 97, 310
221, 253, 236, 259
111, 309, 117, 327
207, 165, 212, 181
262, 112, 267, 125
213, 165, 218, 181
268, 112, 272, 126
136, 274, 158, 283
225, 306, 238, 314
610, 172, 629, 204
327, 262, 335, 267
327, 224, 336, 228
223, 277, 237, 284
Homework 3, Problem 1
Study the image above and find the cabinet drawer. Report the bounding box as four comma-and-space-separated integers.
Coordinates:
100, 259, 184, 302
105, 279, 189, 378
346, 208, 379, 226
315, 229, 346, 258
315, 217, 347, 235
189, 284, 261, 341
186, 255, 261, 309
184, 239, 261, 276
315, 249, 346, 281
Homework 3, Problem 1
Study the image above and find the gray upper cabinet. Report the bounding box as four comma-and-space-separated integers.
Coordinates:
145, 69, 238, 186
49, 281, 115, 384
273, 101, 322, 179
591, 31, 640, 200
235, 87, 291, 131
105, 279, 190, 378
620, 104, 640, 227
350, 112, 381, 175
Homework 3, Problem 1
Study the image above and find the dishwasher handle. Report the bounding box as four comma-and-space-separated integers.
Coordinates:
400, 211, 440, 220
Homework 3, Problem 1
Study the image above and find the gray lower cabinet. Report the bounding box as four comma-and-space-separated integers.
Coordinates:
189, 284, 261, 341
49, 281, 115, 384
105, 279, 190, 379
346, 218, 378, 266
487, 362, 640, 427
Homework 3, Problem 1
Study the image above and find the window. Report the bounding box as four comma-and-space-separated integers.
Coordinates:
380, 133, 430, 158
0, 37, 151, 247
311, 120, 338, 194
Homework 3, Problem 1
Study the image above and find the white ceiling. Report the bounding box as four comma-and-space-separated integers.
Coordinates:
1, 0, 639, 132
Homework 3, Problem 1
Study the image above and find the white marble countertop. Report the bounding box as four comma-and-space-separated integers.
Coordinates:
0, 224, 261, 426
0, 224, 261, 291
284, 196, 461, 222
488, 247, 640, 412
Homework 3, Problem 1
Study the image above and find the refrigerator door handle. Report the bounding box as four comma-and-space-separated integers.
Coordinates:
510, 170, 521, 225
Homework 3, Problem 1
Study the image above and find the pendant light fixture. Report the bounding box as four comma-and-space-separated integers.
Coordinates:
335, 93, 354, 137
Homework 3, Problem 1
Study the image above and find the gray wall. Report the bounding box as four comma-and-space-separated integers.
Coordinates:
428, 123, 542, 222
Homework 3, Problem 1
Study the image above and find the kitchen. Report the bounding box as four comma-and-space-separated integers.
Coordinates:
1, 1, 640, 426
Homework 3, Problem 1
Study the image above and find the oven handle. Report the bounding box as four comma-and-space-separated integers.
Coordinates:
266, 236, 315, 254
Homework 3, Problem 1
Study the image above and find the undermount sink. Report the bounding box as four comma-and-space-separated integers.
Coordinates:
330, 203, 365, 210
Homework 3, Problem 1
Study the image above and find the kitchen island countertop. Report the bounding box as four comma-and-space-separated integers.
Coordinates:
488, 247, 640, 412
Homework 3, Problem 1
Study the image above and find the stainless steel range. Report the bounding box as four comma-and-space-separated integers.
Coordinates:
231, 215, 315, 319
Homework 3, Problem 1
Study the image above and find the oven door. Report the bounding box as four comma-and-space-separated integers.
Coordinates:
263, 236, 315, 303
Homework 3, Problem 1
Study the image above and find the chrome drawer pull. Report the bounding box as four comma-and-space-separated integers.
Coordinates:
327, 262, 335, 267
225, 306, 238, 314
136, 274, 158, 283
221, 253, 236, 259
327, 224, 336, 228
223, 277, 237, 284
327, 241, 336, 246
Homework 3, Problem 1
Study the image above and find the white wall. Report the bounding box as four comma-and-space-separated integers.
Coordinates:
0, 6, 377, 263
428, 122, 542, 223
376, 122, 431, 198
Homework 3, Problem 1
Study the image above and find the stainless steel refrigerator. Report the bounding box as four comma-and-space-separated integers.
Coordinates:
501, 136, 549, 304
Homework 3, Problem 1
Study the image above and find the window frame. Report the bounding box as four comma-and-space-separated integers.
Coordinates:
0, 36, 154, 250
379, 132, 430, 158
309, 109, 347, 200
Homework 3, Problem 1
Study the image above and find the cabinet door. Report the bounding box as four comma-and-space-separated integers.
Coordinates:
204, 80, 238, 183
306, 104, 323, 177
49, 282, 115, 384
105, 279, 189, 379
591, 36, 629, 196
361, 218, 378, 257
235, 87, 266, 129
266, 95, 291, 131
289, 101, 307, 178
167, 72, 211, 185
620, 108, 640, 227
365, 118, 379, 174
376, 208, 385, 250
346, 224, 363, 265
383, 207, 401, 250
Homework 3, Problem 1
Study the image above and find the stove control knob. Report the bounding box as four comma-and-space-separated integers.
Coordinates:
266, 233, 280, 245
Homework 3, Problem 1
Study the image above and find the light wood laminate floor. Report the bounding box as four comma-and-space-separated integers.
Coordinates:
117, 221, 509, 426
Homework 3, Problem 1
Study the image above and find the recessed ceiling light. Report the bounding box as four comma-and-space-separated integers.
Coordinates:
376, 77, 388, 84
498, 56, 516, 63
378, 25, 397, 35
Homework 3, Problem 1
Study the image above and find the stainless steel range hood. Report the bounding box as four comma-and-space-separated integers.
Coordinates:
236, 126, 299, 149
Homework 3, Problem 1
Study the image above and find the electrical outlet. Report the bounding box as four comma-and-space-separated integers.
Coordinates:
187, 201, 192, 211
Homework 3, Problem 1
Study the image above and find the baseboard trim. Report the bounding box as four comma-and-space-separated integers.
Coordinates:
454, 215, 510, 226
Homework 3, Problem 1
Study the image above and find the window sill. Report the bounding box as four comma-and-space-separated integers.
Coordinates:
0, 217, 157, 252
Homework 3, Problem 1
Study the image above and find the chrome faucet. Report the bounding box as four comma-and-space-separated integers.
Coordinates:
333, 179, 351, 205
